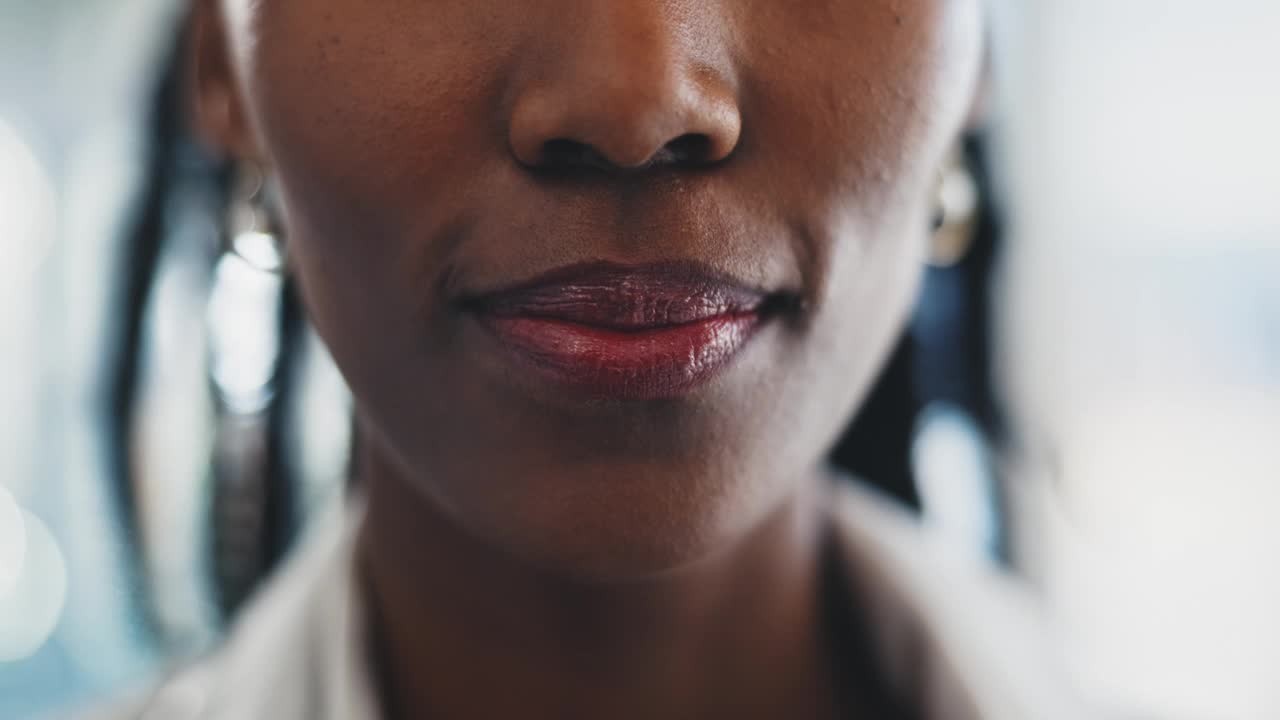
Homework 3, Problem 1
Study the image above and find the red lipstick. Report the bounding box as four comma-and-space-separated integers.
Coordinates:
463, 261, 773, 401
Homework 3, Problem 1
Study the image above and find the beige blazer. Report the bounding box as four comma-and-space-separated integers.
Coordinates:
88, 482, 1099, 719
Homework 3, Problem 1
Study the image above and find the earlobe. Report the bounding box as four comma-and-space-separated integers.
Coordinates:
188, 0, 259, 161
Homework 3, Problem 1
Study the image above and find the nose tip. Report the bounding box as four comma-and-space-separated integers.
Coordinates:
508, 70, 742, 173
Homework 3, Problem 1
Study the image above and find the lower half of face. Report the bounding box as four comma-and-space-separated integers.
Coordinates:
226, 0, 983, 579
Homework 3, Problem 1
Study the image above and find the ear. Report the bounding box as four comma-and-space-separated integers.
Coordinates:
188, 0, 260, 161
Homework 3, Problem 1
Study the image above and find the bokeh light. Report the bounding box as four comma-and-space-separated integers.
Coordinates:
0, 492, 68, 663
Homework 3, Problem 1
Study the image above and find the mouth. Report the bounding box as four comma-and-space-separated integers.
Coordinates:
460, 260, 792, 401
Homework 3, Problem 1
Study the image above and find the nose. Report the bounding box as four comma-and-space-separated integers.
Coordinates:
508, 7, 742, 173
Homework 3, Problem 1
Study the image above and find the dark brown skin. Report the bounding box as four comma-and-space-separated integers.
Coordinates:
192, 0, 983, 717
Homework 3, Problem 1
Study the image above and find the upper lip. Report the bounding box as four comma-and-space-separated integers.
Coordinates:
460, 260, 776, 331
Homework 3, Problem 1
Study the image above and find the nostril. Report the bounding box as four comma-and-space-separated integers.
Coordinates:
537, 134, 719, 174
539, 139, 614, 172
660, 134, 715, 166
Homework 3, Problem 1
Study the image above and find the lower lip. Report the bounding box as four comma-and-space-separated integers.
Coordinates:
477, 313, 763, 401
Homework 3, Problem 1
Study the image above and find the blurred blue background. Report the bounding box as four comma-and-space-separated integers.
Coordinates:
1, 2, 179, 717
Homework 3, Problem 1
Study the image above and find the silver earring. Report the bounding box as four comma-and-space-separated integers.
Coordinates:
929, 148, 979, 268
207, 162, 290, 618
225, 162, 286, 274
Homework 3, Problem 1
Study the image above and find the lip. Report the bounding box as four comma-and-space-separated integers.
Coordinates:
461, 261, 779, 401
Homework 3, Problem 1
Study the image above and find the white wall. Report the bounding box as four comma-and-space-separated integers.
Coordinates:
993, 2, 1280, 718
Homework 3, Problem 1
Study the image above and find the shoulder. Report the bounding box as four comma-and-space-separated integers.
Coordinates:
71, 502, 367, 720
826, 479, 1103, 720
71, 580, 321, 720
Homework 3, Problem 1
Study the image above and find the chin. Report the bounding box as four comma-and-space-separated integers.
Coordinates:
421, 457, 789, 584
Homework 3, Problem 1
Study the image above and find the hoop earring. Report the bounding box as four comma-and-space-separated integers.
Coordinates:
929, 148, 979, 268
225, 162, 286, 274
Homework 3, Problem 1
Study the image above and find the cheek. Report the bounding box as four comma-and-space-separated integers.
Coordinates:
239, 1, 513, 228
232, 2, 516, 362
738, 2, 980, 287
748, 0, 981, 430
751, 0, 981, 201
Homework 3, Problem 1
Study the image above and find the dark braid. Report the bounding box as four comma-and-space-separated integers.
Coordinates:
108, 17, 306, 637
104, 25, 188, 639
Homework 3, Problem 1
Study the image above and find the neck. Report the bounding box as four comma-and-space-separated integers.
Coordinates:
356, 450, 847, 720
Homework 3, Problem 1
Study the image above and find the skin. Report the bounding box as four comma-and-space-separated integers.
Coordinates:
192, 0, 983, 717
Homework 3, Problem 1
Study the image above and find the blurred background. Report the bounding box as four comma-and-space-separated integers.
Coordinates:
1, 1, 1277, 718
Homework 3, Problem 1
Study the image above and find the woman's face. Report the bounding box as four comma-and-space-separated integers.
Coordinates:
197, 0, 983, 578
